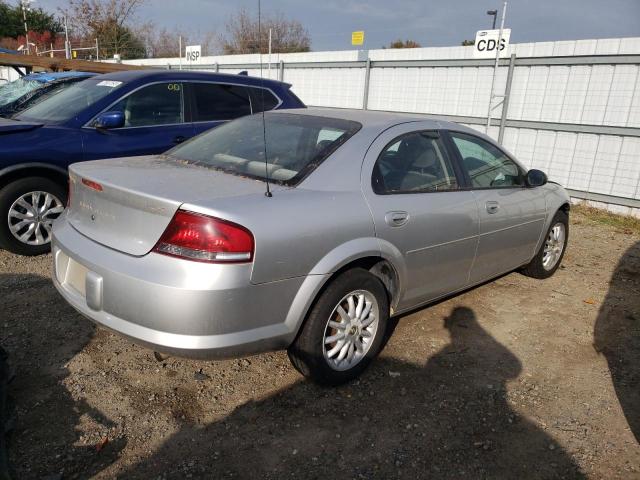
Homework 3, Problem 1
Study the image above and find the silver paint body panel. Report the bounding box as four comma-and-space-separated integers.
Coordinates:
52, 108, 570, 359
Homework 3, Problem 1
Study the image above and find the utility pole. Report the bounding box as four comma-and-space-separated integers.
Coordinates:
485, 1, 507, 134
21, 0, 30, 55
64, 16, 71, 59
179, 35, 182, 70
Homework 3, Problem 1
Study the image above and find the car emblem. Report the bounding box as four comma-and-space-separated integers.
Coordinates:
91, 214, 96, 221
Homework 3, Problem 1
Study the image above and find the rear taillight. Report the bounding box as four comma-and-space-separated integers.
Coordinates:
153, 210, 254, 263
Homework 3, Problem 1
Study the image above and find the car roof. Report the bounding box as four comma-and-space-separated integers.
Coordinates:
23, 71, 96, 83
272, 107, 464, 131
94, 69, 291, 89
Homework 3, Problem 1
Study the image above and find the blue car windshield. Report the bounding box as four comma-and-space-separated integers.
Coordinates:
0, 78, 41, 106
15, 78, 124, 124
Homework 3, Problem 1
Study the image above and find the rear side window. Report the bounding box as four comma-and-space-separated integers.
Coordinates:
373, 131, 459, 194
189, 83, 251, 121
450, 132, 524, 188
110, 82, 183, 127
248, 87, 280, 113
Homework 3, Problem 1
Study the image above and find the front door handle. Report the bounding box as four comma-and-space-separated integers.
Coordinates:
486, 201, 500, 214
173, 135, 186, 144
385, 211, 409, 227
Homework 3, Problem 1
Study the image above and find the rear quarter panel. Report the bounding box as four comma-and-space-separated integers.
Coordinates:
181, 188, 377, 284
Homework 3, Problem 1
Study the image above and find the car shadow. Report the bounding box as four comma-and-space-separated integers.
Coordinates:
119, 306, 585, 479
593, 240, 640, 444
0, 272, 125, 479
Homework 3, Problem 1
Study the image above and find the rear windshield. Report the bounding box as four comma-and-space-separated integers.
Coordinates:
16, 78, 123, 124
167, 112, 361, 186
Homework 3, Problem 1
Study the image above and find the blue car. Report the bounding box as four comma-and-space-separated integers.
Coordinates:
0, 71, 96, 117
0, 70, 305, 255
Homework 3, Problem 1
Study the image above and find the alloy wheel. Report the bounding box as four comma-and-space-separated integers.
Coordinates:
542, 222, 566, 271
322, 290, 380, 371
8, 191, 64, 246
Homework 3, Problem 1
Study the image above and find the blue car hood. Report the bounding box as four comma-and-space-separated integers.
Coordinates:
0, 117, 43, 134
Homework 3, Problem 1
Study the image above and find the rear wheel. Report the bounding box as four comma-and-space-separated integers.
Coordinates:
521, 210, 568, 279
288, 268, 389, 385
0, 177, 66, 256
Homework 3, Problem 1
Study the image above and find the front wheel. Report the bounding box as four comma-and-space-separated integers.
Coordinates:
521, 210, 569, 279
0, 177, 66, 256
288, 268, 389, 385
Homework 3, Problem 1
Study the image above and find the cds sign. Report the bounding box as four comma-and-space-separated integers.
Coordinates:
473, 29, 511, 58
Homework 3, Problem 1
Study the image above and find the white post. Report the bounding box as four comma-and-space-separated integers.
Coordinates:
95, 38, 99, 61
485, 1, 508, 134
64, 16, 71, 59
268, 28, 272, 78
21, 0, 30, 55
179, 36, 182, 70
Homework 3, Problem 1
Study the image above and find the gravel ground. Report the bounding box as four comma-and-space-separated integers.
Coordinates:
1, 209, 639, 479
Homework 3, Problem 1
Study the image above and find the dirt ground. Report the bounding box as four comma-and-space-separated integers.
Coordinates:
1, 209, 639, 479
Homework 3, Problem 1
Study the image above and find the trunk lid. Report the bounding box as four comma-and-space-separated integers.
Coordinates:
0, 117, 43, 134
67, 155, 273, 256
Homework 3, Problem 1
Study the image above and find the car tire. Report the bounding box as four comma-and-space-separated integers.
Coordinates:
287, 268, 389, 386
521, 209, 569, 279
0, 177, 66, 256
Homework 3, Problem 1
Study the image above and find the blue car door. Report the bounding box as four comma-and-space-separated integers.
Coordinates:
81, 81, 194, 160
187, 82, 261, 135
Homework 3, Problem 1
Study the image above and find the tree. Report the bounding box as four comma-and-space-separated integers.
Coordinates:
0, 1, 62, 39
0, 1, 62, 52
461, 39, 475, 46
221, 8, 310, 54
61, 0, 147, 59
386, 39, 422, 49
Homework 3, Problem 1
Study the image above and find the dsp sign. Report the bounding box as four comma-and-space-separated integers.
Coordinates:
473, 29, 511, 58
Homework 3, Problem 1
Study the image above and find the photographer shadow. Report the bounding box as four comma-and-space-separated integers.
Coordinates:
121, 305, 584, 479
0, 272, 124, 479
594, 240, 640, 443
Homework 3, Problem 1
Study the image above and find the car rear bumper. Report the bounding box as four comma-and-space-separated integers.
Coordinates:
52, 214, 319, 359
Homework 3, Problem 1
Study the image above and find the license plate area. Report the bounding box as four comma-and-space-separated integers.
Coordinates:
56, 249, 89, 297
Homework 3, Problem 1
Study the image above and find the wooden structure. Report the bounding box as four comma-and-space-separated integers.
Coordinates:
0, 52, 149, 75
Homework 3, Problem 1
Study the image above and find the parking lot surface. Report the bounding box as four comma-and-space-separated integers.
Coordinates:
1, 208, 639, 479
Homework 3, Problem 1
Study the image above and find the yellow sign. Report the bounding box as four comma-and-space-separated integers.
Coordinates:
351, 31, 364, 46
72, 50, 77, 58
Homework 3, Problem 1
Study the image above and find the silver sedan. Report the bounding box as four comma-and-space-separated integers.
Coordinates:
52, 109, 570, 385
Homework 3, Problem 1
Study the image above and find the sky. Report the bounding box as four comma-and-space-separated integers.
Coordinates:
39, 0, 640, 52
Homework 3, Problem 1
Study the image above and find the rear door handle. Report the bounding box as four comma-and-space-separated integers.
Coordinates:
173, 135, 186, 144
385, 211, 409, 227
486, 201, 500, 214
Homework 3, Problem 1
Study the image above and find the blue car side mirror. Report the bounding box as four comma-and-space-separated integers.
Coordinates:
94, 111, 125, 129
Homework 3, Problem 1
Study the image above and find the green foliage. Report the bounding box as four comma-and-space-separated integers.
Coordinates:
386, 39, 422, 49
0, 1, 61, 39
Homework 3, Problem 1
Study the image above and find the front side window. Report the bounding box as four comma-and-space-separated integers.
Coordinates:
167, 112, 361, 185
372, 131, 459, 194
450, 132, 524, 188
109, 82, 183, 127
190, 83, 251, 121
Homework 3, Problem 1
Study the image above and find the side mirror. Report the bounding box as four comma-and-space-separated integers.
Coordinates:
526, 169, 547, 187
94, 111, 124, 130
